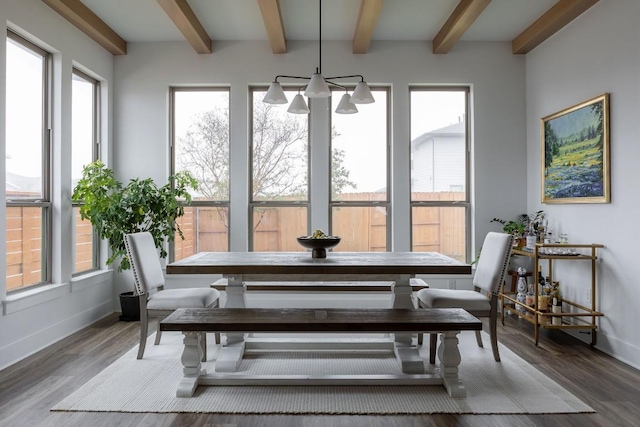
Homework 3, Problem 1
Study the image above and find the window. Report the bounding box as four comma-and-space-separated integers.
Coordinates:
71, 69, 99, 274
171, 88, 230, 260
410, 87, 470, 262
331, 87, 390, 251
250, 88, 309, 251
5, 31, 52, 291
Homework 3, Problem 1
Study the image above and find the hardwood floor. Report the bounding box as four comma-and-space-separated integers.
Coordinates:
0, 312, 638, 427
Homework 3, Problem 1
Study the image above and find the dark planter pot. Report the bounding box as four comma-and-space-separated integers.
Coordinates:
119, 291, 140, 322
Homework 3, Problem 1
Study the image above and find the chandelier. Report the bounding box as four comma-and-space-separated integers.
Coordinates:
263, 0, 375, 114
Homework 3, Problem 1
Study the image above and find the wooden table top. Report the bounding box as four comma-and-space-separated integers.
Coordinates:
166, 251, 471, 276
160, 308, 482, 333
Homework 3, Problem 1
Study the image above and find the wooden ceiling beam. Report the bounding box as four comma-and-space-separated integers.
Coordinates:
42, 0, 127, 55
156, 0, 212, 54
432, 0, 492, 54
258, 0, 287, 54
352, 0, 383, 54
512, 0, 599, 54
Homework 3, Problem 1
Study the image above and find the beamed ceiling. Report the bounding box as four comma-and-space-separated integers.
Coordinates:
41, 0, 599, 57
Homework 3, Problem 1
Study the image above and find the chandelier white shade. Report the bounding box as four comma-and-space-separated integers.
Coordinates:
304, 72, 331, 98
287, 93, 310, 114
351, 81, 375, 104
335, 93, 358, 114
262, 0, 374, 114
264, 82, 288, 104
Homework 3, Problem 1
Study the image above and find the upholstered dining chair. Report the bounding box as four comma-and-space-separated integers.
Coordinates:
124, 231, 221, 360
416, 231, 513, 363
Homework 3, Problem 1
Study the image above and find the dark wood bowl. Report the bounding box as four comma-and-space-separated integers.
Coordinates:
296, 236, 341, 258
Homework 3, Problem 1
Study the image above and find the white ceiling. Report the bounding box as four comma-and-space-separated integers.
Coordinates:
79, 0, 558, 45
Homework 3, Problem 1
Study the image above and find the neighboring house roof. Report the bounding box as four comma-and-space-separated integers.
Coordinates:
6, 172, 41, 197
411, 121, 465, 149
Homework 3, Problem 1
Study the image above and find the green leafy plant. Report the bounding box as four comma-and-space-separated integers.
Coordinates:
491, 210, 545, 237
72, 160, 198, 271
491, 214, 529, 237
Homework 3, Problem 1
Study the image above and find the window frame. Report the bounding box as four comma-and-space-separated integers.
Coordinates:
248, 86, 311, 251
329, 85, 392, 251
71, 67, 100, 276
5, 30, 53, 291
169, 86, 231, 260
408, 85, 471, 262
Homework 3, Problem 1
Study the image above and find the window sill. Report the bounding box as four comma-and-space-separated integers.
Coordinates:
3, 270, 112, 315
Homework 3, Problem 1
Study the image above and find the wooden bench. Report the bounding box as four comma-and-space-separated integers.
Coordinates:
160, 307, 481, 398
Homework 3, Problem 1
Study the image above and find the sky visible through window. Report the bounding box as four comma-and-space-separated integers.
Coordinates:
5, 39, 43, 185
411, 90, 466, 140
72, 74, 95, 181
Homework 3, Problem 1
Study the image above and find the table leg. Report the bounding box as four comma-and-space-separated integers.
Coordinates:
177, 332, 204, 397
437, 331, 466, 397
392, 275, 424, 374
216, 275, 247, 372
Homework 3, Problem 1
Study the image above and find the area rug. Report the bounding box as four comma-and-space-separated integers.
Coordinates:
52, 332, 594, 415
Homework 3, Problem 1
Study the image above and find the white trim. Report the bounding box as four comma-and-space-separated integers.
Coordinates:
3, 283, 69, 315
70, 269, 113, 292
3, 270, 112, 315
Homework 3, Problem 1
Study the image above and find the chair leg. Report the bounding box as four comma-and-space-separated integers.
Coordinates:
154, 316, 164, 345
417, 333, 423, 346
490, 311, 501, 362
475, 330, 484, 348
429, 333, 437, 364
215, 333, 221, 344
137, 304, 149, 360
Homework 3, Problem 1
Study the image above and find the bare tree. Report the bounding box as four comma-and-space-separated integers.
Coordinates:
177, 106, 229, 200
252, 103, 307, 199
177, 100, 356, 203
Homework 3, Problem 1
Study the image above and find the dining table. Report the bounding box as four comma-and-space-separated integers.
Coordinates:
166, 251, 472, 373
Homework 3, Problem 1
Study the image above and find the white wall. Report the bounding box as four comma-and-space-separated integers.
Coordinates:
525, 1, 640, 368
113, 40, 527, 295
0, 0, 115, 370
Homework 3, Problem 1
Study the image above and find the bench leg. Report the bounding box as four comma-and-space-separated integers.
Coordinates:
391, 276, 425, 374
391, 275, 414, 346
437, 331, 466, 398
216, 275, 247, 372
429, 333, 437, 364
177, 332, 205, 397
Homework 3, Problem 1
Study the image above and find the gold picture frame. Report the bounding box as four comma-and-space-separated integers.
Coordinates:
541, 93, 610, 204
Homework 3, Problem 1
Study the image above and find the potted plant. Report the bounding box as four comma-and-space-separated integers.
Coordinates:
72, 160, 197, 320
491, 210, 545, 247
490, 210, 545, 276
490, 214, 529, 247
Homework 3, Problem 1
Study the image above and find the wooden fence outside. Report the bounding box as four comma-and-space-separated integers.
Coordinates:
6, 192, 465, 290
6, 206, 95, 291
174, 192, 466, 261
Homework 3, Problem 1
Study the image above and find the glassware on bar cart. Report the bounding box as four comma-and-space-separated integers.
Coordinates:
544, 229, 555, 244
539, 246, 577, 256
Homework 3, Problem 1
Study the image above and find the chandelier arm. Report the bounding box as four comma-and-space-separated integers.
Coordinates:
324, 80, 349, 91
274, 75, 312, 82
324, 75, 365, 82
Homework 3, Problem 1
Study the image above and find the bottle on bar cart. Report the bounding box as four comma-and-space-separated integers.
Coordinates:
525, 222, 537, 250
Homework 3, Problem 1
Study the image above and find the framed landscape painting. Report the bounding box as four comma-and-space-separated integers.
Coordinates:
541, 93, 610, 204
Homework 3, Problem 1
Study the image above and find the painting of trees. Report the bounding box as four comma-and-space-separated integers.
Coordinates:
542, 94, 609, 203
